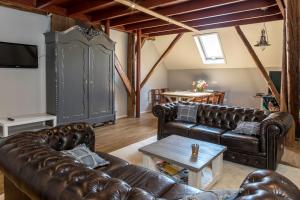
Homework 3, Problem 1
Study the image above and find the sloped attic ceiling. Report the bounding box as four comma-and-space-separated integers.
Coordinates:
152, 20, 283, 70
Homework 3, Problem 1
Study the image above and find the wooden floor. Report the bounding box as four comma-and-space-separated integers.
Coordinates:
0, 113, 299, 195
94, 113, 157, 153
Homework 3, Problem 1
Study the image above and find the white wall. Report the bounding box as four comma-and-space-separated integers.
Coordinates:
110, 30, 128, 118
141, 41, 168, 113
0, 6, 50, 118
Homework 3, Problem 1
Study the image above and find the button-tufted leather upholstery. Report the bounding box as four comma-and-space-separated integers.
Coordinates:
236, 170, 300, 200
153, 102, 293, 169
0, 123, 201, 200
0, 123, 299, 200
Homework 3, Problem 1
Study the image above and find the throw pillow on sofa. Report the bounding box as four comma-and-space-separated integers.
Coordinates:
62, 144, 110, 169
176, 103, 198, 123
231, 121, 261, 136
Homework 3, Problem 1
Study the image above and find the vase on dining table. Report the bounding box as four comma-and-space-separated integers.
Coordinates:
196, 87, 205, 92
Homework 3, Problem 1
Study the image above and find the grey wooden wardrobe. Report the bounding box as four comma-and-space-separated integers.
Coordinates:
45, 26, 115, 125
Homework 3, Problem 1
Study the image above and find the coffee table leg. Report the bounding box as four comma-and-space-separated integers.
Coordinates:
188, 153, 223, 190
188, 170, 202, 189
142, 154, 156, 171
212, 153, 223, 179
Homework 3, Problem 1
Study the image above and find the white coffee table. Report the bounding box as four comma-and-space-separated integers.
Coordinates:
138, 135, 227, 190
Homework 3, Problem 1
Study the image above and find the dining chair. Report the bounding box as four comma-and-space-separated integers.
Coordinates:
192, 95, 209, 103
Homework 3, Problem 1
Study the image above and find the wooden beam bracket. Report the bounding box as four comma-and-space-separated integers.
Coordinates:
140, 33, 183, 88
115, 55, 134, 95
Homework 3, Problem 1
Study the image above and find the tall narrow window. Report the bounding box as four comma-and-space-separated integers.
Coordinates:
194, 33, 225, 64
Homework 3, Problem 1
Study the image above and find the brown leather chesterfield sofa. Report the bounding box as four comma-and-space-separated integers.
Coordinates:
153, 102, 293, 170
0, 123, 299, 200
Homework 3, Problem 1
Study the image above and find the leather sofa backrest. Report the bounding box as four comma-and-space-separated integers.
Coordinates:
0, 123, 156, 200
196, 103, 270, 130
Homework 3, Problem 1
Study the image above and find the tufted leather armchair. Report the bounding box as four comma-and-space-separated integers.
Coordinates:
153, 102, 293, 169
0, 123, 299, 200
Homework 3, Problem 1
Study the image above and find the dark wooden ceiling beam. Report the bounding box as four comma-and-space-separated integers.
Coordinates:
148, 14, 283, 37
142, 6, 280, 34
0, 0, 33, 6
67, 0, 113, 16
141, 33, 183, 88
109, 0, 246, 27
90, 0, 177, 22
275, 0, 285, 16
34, 0, 52, 9
125, 0, 277, 31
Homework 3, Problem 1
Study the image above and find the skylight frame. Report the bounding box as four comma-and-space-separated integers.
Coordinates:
194, 33, 226, 64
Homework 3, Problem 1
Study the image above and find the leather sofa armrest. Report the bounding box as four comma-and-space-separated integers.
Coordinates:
153, 103, 178, 140
41, 123, 96, 151
261, 112, 293, 137
259, 112, 293, 169
152, 103, 178, 122
259, 112, 293, 152
235, 170, 300, 200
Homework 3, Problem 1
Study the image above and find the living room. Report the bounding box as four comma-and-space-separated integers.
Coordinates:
0, 0, 299, 200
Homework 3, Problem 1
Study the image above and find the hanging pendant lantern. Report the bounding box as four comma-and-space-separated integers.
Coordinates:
254, 28, 271, 51
254, 7, 271, 51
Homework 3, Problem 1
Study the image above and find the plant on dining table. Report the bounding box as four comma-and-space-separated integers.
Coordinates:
192, 80, 208, 92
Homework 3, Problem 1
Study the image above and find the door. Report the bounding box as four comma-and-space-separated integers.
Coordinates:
58, 41, 89, 122
89, 44, 113, 118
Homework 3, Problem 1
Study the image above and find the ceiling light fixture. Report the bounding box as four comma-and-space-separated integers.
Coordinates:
254, 8, 271, 51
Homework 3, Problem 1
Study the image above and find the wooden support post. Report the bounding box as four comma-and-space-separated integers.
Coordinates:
286, 0, 299, 139
135, 37, 146, 55
141, 33, 183, 88
280, 19, 288, 112
105, 19, 110, 36
235, 26, 280, 104
136, 29, 142, 118
127, 33, 135, 117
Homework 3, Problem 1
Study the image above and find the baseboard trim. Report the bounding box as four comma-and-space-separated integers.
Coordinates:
141, 110, 151, 114
116, 110, 151, 119
116, 115, 128, 119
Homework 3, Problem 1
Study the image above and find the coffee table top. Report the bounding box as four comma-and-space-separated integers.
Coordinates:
139, 135, 226, 171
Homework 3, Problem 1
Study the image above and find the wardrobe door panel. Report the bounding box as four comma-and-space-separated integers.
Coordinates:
58, 41, 89, 122
89, 45, 113, 118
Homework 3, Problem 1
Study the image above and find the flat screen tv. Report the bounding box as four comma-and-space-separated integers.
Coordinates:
269, 71, 281, 94
0, 42, 38, 68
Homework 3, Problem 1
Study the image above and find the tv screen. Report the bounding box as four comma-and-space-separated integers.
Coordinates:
0, 42, 38, 68
269, 71, 281, 94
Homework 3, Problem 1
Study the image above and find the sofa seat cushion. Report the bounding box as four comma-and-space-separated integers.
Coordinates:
161, 183, 202, 199
95, 152, 129, 174
221, 131, 260, 153
164, 120, 196, 137
190, 125, 226, 143
109, 164, 175, 198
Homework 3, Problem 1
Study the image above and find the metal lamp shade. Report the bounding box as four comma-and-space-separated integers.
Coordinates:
254, 29, 271, 50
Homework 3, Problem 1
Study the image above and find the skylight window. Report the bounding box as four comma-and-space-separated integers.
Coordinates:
194, 33, 225, 64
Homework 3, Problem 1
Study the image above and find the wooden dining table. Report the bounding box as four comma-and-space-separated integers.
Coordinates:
162, 91, 213, 102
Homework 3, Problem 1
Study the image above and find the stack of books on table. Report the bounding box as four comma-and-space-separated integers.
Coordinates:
156, 161, 188, 184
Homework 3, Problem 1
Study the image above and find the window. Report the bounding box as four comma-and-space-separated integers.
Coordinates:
194, 33, 225, 64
